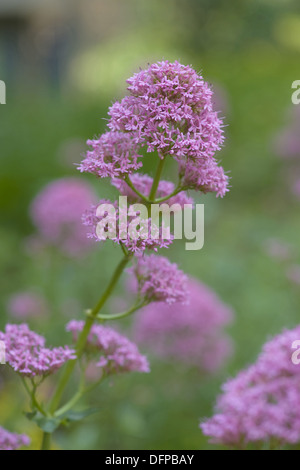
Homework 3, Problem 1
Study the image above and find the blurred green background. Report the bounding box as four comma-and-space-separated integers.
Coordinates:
1, 0, 300, 450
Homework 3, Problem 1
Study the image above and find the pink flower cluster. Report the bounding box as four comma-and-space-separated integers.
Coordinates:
82, 199, 173, 254
201, 325, 300, 448
128, 254, 188, 304
112, 174, 194, 207
66, 320, 149, 376
133, 278, 233, 372
6, 291, 48, 320
30, 178, 96, 257
0, 426, 30, 451
109, 61, 224, 159
78, 131, 142, 178
0, 324, 76, 378
80, 61, 229, 197
179, 157, 229, 197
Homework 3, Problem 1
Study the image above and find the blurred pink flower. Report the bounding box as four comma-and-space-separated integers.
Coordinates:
0, 427, 30, 450
273, 129, 300, 159
6, 291, 48, 320
286, 264, 300, 286
263, 238, 293, 261
292, 179, 300, 199
133, 278, 233, 372
273, 106, 300, 159
30, 178, 96, 257
201, 325, 300, 447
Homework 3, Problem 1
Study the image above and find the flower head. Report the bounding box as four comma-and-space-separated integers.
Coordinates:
78, 131, 143, 178
82, 199, 173, 254
0, 324, 76, 378
6, 292, 48, 320
30, 178, 96, 257
0, 427, 30, 450
109, 60, 224, 160
179, 157, 229, 197
128, 254, 188, 304
201, 325, 300, 447
80, 61, 229, 199
133, 278, 233, 372
66, 320, 149, 376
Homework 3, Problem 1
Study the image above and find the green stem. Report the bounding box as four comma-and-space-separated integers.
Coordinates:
41, 432, 51, 450
54, 390, 84, 417
48, 253, 132, 414
55, 377, 105, 418
20, 377, 46, 416
94, 301, 148, 322
54, 369, 86, 417
154, 186, 185, 204
124, 176, 150, 203
120, 242, 128, 257
20, 377, 33, 401
149, 157, 166, 202
54, 302, 146, 417
31, 390, 46, 416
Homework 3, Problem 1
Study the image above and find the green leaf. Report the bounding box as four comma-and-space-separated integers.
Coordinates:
25, 411, 61, 433
60, 408, 100, 423
36, 417, 61, 433
25, 408, 100, 432
25, 411, 37, 421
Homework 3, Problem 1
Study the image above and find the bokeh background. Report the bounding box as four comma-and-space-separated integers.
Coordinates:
1, 0, 300, 450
